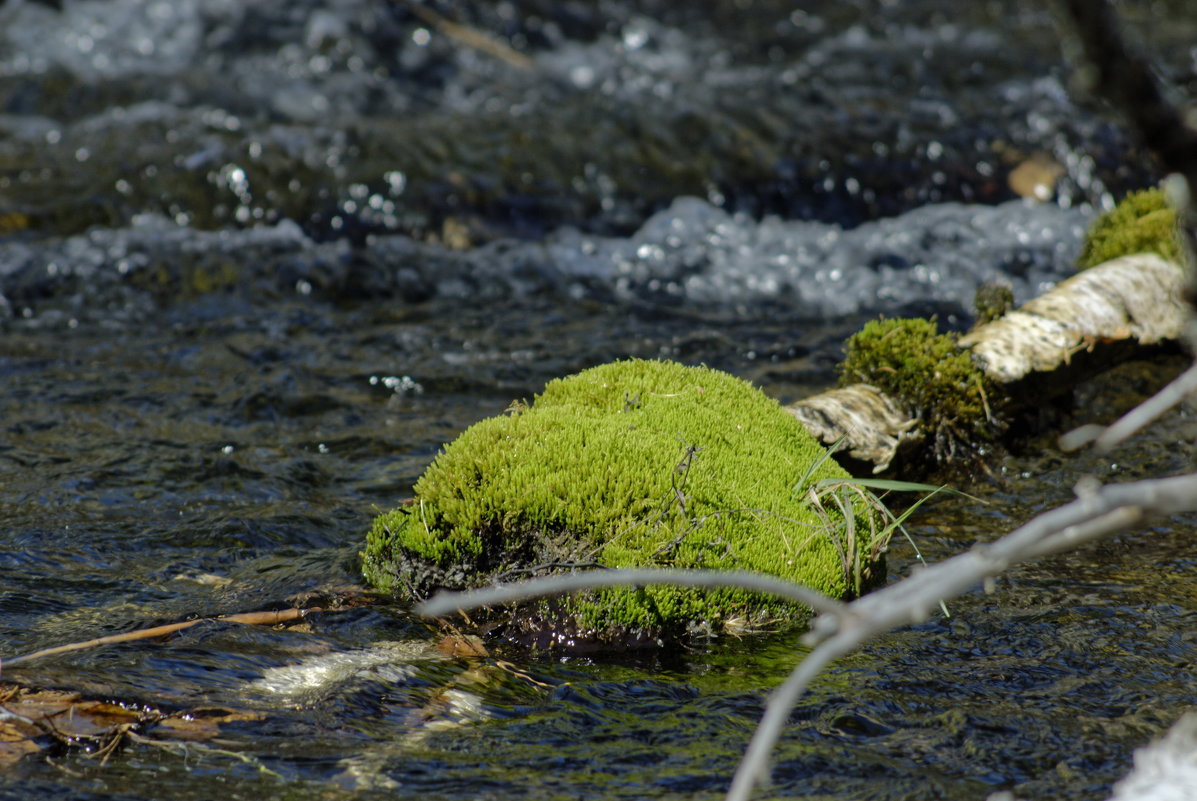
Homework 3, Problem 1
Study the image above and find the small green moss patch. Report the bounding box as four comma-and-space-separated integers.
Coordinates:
1078, 187, 1181, 269
363, 359, 871, 644
839, 318, 998, 460
972, 282, 1015, 327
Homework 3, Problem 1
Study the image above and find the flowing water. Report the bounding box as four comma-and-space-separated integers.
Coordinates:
1, 1, 1196, 799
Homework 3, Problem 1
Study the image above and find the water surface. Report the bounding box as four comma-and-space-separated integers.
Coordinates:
2, 1, 1196, 799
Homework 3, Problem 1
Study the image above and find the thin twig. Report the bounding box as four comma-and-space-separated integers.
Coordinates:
415, 568, 847, 619
1, 607, 325, 670
1061, 361, 1197, 452
726, 471, 1197, 800
125, 731, 285, 779
398, 1, 535, 71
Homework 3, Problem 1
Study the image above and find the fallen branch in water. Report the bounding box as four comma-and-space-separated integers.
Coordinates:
1, 607, 325, 672
416, 469, 1197, 801
958, 253, 1187, 381
786, 252, 1188, 473
125, 731, 285, 779
786, 383, 918, 472
789, 0, 1197, 474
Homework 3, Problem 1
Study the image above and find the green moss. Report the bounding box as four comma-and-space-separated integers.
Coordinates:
838, 318, 998, 460
1077, 187, 1181, 269
972, 282, 1014, 327
363, 359, 872, 642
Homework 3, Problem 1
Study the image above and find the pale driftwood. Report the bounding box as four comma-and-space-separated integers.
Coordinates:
783, 253, 1187, 471
959, 253, 1187, 382
785, 384, 918, 473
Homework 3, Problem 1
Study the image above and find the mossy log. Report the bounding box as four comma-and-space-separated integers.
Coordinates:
786, 189, 1188, 473
363, 359, 882, 648
788, 252, 1186, 472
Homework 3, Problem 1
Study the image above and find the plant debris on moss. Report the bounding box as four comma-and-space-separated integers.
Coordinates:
1077, 187, 1181, 269
838, 317, 1000, 462
363, 359, 877, 647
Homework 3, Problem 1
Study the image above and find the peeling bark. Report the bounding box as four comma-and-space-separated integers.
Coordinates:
959, 254, 1186, 382
786, 253, 1187, 473
786, 384, 919, 473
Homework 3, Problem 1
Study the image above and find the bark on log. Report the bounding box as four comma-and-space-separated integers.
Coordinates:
958, 254, 1187, 382
786, 384, 918, 472
786, 253, 1187, 473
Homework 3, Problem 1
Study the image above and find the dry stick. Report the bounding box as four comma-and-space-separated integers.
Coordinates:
415, 471, 1197, 801
1058, 0, 1197, 205
416, 568, 847, 619
125, 731, 285, 779
1093, 355, 1197, 450
1, 607, 323, 670
725, 471, 1196, 801
1061, 361, 1197, 453
399, 1, 535, 71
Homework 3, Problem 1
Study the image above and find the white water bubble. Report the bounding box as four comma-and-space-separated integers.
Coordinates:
372, 375, 424, 396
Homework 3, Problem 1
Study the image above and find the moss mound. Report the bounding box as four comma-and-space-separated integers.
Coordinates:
363, 359, 870, 644
1078, 187, 1181, 269
839, 318, 998, 460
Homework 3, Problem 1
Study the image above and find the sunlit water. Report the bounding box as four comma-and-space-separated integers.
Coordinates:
2, 1, 1197, 800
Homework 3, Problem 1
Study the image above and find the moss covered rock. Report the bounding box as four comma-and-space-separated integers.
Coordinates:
363, 359, 874, 646
1078, 187, 1181, 269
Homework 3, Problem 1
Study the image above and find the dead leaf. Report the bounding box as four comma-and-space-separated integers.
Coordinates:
436, 634, 489, 658
153, 707, 264, 742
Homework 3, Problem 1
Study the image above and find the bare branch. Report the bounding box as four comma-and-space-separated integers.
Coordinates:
415, 568, 847, 619
417, 470, 1197, 800
959, 254, 1187, 382
1058, 0, 1197, 195
1062, 361, 1197, 452
726, 470, 1197, 799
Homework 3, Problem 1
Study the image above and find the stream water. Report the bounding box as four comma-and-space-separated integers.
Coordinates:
2, 1, 1196, 800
